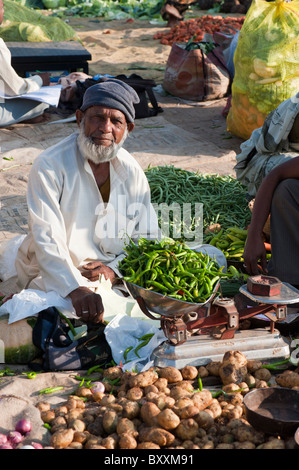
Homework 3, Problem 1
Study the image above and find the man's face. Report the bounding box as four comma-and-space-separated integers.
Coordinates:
76, 105, 134, 165
77, 105, 134, 146
0, 0, 4, 25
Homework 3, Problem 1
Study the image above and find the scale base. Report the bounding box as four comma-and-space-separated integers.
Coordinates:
152, 328, 290, 369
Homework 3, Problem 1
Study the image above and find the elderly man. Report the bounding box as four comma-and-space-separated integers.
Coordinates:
15, 79, 160, 324
0, 0, 51, 126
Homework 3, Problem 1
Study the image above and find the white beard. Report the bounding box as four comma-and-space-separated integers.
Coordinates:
77, 121, 128, 164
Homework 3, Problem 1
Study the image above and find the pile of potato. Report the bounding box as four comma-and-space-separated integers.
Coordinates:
37, 351, 299, 450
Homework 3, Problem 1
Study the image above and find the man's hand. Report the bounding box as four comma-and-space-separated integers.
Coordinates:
81, 261, 117, 284
38, 72, 50, 86
243, 234, 268, 275
68, 286, 104, 324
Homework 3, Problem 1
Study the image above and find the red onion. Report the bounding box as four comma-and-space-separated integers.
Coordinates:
0, 443, 14, 449
7, 431, 23, 446
0, 434, 8, 446
90, 381, 105, 394
31, 442, 43, 449
15, 419, 32, 436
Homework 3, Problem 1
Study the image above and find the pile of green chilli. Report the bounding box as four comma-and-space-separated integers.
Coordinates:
119, 238, 227, 304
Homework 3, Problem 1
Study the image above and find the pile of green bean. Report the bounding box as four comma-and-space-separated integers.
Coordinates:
119, 238, 226, 304
145, 166, 251, 240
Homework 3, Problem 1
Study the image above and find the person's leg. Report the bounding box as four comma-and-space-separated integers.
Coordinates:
0, 98, 49, 127
268, 178, 299, 285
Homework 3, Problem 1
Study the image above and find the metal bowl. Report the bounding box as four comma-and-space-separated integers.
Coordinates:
243, 387, 299, 437
124, 280, 219, 318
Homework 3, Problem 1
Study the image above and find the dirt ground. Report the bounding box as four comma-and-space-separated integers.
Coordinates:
0, 16, 244, 245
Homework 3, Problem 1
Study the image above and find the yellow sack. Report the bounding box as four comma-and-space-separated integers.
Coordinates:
227, 0, 299, 140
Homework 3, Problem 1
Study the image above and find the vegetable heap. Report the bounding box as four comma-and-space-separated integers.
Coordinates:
145, 166, 251, 241
119, 237, 225, 304
43, 0, 164, 20
205, 226, 248, 262
153, 15, 245, 46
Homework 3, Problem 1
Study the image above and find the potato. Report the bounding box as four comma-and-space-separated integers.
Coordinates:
66, 396, 85, 410
137, 442, 161, 449
198, 366, 209, 378
256, 379, 269, 388
275, 370, 299, 388
170, 386, 192, 400
245, 373, 256, 388
122, 400, 140, 420
116, 418, 137, 436
36, 401, 51, 413
75, 386, 93, 398
219, 351, 248, 385
154, 378, 169, 392
40, 410, 56, 424
194, 410, 214, 430
192, 390, 213, 411
128, 370, 158, 388
181, 366, 198, 380
101, 434, 118, 449
102, 409, 119, 434
140, 402, 161, 426
180, 405, 200, 420
69, 418, 86, 433
261, 438, 285, 449
246, 359, 263, 373
158, 366, 183, 383
175, 418, 199, 440
222, 383, 242, 394
144, 384, 159, 395
103, 366, 123, 381
157, 408, 180, 430
118, 433, 138, 449
126, 387, 143, 401
254, 368, 272, 382
139, 426, 175, 447
73, 431, 88, 444
176, 397, 194, 410
51, 428, 75, 449
100, 394, 116, 407
207, 399, 222, 419
206, 361, 221, 376
234, 441, 256, 449
216, 443, 234, 449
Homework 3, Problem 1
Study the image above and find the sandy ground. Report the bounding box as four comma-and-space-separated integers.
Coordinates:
0, 16, 244, 245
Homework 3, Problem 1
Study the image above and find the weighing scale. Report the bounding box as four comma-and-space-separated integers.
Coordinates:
125, 276, 299, 368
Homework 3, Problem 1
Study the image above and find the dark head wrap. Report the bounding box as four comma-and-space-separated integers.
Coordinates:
80, 79, 140, 123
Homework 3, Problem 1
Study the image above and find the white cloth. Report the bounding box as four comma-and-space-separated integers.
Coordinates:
15, 132, 160, 298
0, 38, 42, 96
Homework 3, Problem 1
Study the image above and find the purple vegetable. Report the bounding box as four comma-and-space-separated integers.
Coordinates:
15, 419, 32, 436
90, 381, 105, 394
0, 434, 8, 446
7, 431, 23, 446
0, 443, 14, 449
31, 442, 43, 449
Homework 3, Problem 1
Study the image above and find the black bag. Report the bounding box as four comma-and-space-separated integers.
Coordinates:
57, 73, 163, 119
31, 307, 112, 371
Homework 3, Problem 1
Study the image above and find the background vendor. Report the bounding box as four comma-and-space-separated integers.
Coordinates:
0, 0, 50, 127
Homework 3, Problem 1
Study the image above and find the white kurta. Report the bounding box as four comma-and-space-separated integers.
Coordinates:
0, 38, 42, 96
15, 132, 160, 298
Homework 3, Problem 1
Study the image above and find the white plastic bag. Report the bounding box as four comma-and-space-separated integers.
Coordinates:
104, 312, 166, 372
0, 235, 25, 281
